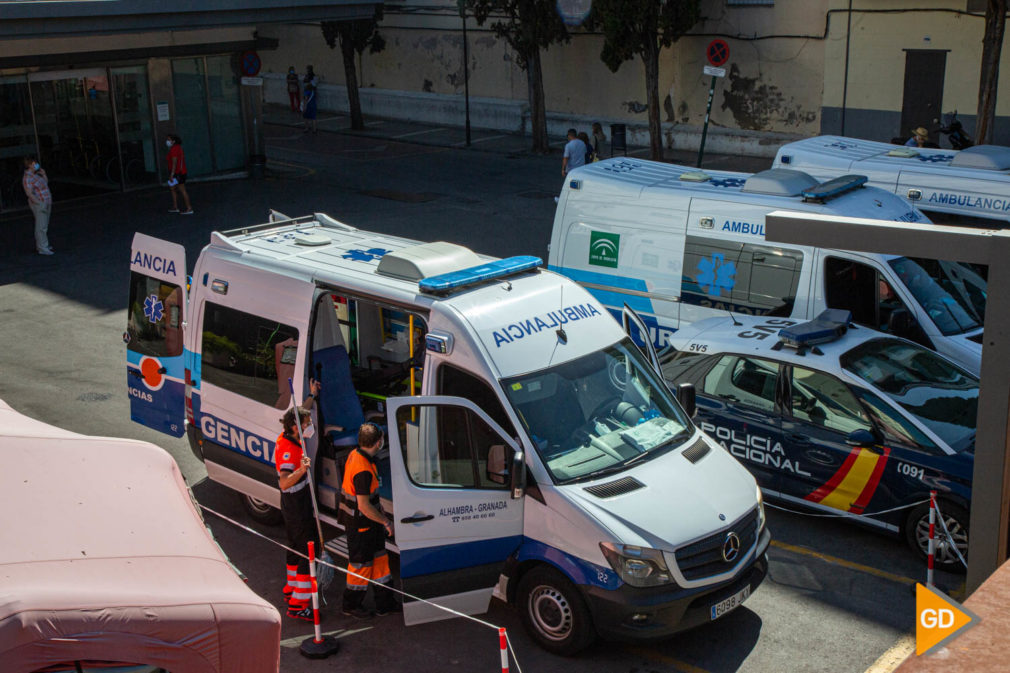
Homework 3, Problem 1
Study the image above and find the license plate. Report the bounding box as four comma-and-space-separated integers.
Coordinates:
710, 585, 750, 620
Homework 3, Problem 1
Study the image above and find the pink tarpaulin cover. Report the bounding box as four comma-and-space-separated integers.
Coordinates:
0, 400, 281, 673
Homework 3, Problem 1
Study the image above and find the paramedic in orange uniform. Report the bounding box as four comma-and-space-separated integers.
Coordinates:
275, 378, 321, 621
339, 422, 399, 618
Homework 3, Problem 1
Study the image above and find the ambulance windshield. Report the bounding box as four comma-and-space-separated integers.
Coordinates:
502, 338, 693, 484
888, 257, 985, 336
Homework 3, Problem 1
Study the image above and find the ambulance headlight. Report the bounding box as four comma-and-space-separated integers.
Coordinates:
599, 542, 673, 588
756, 487, 766, 532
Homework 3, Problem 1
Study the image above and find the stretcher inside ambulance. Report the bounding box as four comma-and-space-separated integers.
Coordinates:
125, 213, 768, 654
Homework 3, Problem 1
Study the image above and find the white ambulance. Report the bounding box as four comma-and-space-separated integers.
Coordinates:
773, 135, 1010, 223
126, 212, 769, 654
548, 158, 985, 375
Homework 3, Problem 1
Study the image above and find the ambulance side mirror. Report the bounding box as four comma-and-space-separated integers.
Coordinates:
676, 382, 697, 418
510, 450, 526, 499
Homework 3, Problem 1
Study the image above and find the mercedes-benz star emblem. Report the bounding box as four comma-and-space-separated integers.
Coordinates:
722, 532, 741, 562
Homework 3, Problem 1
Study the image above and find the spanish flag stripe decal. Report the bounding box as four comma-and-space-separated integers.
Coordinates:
818, 448, 885, 512
806, 446, 862, 504
848, 447, 891, 514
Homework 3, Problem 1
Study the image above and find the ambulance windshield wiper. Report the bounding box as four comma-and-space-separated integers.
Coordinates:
577, 430, 690, 483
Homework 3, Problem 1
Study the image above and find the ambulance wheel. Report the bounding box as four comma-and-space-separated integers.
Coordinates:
517, 566, 596, 656
241, 493, 283, 526
905, 501, 969, 573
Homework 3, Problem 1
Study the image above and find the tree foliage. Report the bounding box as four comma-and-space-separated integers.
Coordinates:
465, 0, 570, 152
590, 0, 701, 160
321, 8, 386, 130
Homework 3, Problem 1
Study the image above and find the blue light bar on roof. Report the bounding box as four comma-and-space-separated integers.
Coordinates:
801, 174, 867, 201
778, 309, 852, 347
418, 255, 542, 294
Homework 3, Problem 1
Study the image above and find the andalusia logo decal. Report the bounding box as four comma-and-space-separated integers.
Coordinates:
589, 231, 620, 268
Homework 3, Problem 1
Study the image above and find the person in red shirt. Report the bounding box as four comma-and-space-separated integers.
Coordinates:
165, 134, 193, 215
275, 378, 321, 621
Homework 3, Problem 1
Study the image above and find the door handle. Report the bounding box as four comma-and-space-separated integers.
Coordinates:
128, 369, 143, 379
400, 514, 434, 524
787, 433, 810, 444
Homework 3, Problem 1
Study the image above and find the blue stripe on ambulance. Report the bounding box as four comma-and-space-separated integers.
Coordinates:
192, 401, 276, 466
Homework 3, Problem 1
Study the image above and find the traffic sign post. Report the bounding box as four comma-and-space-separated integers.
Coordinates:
698, 40, 730, 168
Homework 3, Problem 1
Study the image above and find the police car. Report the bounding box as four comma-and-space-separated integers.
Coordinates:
661, 310, 975, 570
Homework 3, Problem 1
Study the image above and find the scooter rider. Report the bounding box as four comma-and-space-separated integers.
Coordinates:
276, 378, 321, 621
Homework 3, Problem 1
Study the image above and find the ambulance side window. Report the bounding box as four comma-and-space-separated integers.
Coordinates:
438, 365, 516, 489
200, 302, 299, 408
394, 403, 512, 490
824, 257, 929, 346
127, 271, 183, 358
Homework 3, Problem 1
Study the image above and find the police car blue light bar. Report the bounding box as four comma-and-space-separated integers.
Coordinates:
801, 175, 867, 202
778, 309, 852, 347
418, 255, 542, 294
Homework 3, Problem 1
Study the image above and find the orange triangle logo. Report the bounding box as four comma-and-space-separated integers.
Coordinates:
916, 583, 979, 656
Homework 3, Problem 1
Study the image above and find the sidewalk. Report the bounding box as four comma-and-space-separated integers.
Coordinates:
263, 103, 772, 174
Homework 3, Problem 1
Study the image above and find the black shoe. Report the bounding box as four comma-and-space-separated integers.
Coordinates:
375, 603, 402, 616
341, 606, 374, 620
287, 606, 314, 622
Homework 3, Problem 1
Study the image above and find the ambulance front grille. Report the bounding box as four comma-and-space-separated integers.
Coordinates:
584, 476, 645, 499
674, 508, 759, 581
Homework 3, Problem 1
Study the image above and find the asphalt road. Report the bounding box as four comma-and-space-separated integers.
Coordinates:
0, 119, 962, 672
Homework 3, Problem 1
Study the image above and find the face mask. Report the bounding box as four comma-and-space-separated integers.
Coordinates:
32, 163, 39, 171
165, 140, 173, 148
301, 423, 315, 440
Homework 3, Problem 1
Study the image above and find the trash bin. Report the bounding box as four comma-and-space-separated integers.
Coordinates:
611, 123, 627, 157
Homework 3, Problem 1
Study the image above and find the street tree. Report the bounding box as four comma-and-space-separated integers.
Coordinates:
465, 0, 570, 153
976, 0, 1007, 144
321, 8, 386, 131
590, 0, 701, 160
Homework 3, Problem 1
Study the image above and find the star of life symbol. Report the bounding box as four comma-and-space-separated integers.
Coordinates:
144, 294, 164, 323
697, 253, 736, 296
709, 177, 746, 189
917, 154, 953, 163
826, 141, 856, 150
342, 248, 392, 262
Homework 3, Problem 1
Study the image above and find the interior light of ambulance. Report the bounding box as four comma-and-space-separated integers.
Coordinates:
418, 255, 542, 294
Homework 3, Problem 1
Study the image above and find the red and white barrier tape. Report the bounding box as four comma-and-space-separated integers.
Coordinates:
200, 503, 523, 672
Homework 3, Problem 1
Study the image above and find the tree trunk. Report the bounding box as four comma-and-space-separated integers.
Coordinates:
340, 35, 364, 130
976, 0, 1007, 144
643, 38, 663, 161
527, 47, 549, 153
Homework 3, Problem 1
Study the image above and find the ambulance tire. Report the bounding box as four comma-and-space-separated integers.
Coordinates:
905, 501, 968, 574
517, 566, 595, 656
241, 493, 284, 526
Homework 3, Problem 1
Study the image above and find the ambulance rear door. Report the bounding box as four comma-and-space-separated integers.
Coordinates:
126, 233, 187, 437
385, 395, 525, 625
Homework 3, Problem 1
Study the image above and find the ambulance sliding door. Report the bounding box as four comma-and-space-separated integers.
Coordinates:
193, 265, 315, 492
386, 395, 524, 625
126, 233, 187, 437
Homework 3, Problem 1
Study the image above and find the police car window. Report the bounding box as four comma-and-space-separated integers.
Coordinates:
200, 302, 299, 408
851, 387, 940, 452
126, 271, 183, 358
703, 355, 777, 413
502, 338, 693, 484
681, 236, 803, 316
394, 403, 511, 490
789, 366, 871, 434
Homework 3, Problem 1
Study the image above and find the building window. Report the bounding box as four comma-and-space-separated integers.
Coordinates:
201, 302, 299, 408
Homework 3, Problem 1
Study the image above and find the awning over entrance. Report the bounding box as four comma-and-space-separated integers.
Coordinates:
0, 0, 381, 39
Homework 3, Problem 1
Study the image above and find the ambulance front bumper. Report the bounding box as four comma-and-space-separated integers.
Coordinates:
582, 527, 770, 641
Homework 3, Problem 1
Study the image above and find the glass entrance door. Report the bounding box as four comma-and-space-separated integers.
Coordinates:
29, 69, 120, 200
170, 58, 214, 177
111, 66, 157, 189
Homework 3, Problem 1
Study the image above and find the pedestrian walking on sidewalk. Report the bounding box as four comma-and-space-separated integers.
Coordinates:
22, 155, 53, 255
302, 65, 319, 134
562, 128, 587, 177
165, 134, 193, 215
286, 66, 301, 113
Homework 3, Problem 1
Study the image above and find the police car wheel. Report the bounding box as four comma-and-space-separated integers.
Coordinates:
240, 493, 283, 525
905, 501, 968, 574
517, 566, 595, 656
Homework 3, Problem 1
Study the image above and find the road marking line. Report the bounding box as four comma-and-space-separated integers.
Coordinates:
279, 626, 373, 648
392, 128, 445, 139
863, 633, 914, 673
770, 539, 917, 585
625, 645, 713, 673
452, 134, 507, 147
